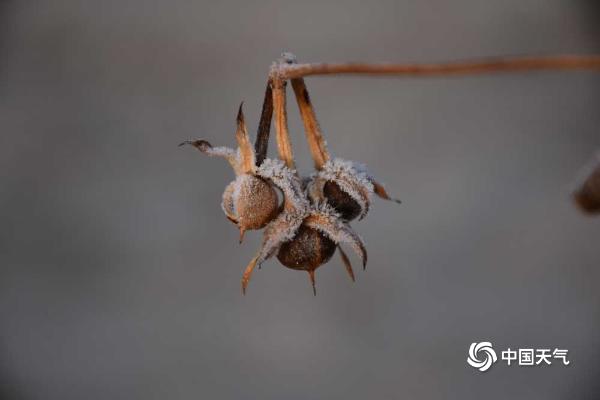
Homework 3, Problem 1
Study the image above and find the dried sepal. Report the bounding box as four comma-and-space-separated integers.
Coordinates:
272, 78, 295, 169
337, 246, 356, 283
260, 210, 305, 262
235, 102, 256, 174
372, 180, 402, 204
257, 158, 308, 212
179, 139, 238, 172
290, 77, 330, 169
241, 255, 259, 295
254, 81, 274, 167
308, 270, 317, 296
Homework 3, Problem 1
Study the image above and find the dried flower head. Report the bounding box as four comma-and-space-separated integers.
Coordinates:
242, 159, 367, 295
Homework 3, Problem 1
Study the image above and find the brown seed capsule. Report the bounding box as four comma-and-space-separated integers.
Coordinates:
222, 175, 279, 234
307, 158, 400, 223
573, 157, 600, 214
323, 180, 363, 221
277, 224, 337, 271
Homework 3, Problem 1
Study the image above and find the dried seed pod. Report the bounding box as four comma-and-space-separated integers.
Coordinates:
180, 104, 281, 239
276, 224, 337, 271
222, 175, 279, 233
307, 158, 400, 221
323, 180, 363, 221
573, 155, 600, 214
241, 161, 368, 295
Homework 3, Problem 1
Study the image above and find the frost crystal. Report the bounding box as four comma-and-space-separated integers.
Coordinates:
220, 180, 237, 221
304, 210, 367, 267
257, 158, 309, 212
320, 158, 374, 193
258, 210, 304, 263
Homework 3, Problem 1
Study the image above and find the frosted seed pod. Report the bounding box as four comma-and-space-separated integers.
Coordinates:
307, 158, 400, 222
276, 224, 336, 271
180, 104, 281, 240
224, 175, 279, 234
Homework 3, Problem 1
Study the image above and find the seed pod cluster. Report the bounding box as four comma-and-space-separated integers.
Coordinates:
181, 54, 398, 295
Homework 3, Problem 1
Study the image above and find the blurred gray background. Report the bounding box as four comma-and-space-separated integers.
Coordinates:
1, 1, 600, 399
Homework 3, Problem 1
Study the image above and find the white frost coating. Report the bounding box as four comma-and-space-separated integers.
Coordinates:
313, 201, 341, 219
204, 145, 238, 164
207, 145, 236, 159
231, 174, 249, 217
257, 158, 309, 212
199, 144, 240, 173
304, 210, 367, 267
219, 175, 251, 219
321, 158, 373, 186
306, 175, 326, 205
220, 180, 237, 221
317, 158, 375, 220
257, 210, 304, 263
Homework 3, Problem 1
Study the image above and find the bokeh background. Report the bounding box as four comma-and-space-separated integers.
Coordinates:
2, 1, 600, 399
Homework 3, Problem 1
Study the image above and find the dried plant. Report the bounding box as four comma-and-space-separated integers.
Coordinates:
182, 52, 600, 294
573, 153, 600, 214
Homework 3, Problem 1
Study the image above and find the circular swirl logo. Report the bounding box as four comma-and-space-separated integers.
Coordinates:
467, 342, 497, 372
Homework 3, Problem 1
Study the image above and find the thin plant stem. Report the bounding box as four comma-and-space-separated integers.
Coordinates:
272, 54, 600, 79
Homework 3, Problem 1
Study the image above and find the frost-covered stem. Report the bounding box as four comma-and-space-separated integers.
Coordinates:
272, 55, 600, 79
272, 78, 295, 169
